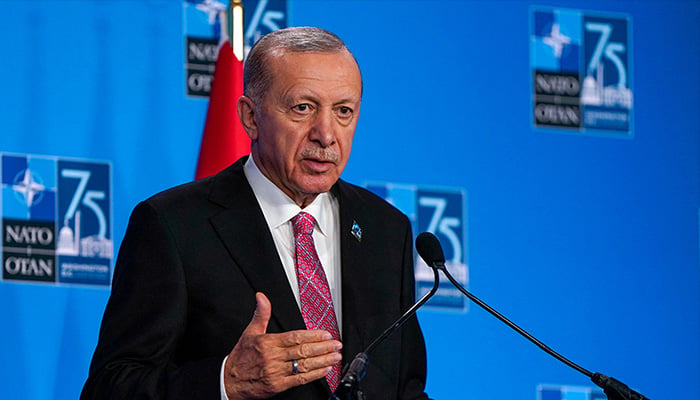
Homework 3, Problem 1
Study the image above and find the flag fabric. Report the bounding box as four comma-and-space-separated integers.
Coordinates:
195, 40, 249, 179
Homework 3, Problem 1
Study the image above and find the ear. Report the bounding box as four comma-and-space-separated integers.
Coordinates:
237, 96, 258, 140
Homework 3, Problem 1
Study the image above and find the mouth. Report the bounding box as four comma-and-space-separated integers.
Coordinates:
301, 157, 336, 173
300, 148, 339, 173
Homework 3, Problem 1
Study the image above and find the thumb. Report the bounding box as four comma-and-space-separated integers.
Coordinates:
244, 292, 272, 335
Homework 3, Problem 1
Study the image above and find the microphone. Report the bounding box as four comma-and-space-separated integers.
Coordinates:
415, 232, 649, 400
415, 232, 446, 270
330, 245, 441, 400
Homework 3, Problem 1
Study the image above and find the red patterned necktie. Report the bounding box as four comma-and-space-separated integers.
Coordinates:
291, 212, 341, 391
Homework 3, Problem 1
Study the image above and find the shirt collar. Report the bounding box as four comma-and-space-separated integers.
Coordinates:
244, 156, 334, 236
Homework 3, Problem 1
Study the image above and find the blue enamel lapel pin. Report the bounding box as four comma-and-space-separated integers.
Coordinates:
351, 220, 362, 242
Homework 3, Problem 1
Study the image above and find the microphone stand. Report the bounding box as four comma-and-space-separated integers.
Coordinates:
330, 266, 441, 400
434, 258, 649, 400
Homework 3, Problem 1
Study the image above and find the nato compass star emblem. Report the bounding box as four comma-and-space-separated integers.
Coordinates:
187, 0, 227, 24
350, 220, 362, 242
543, 23, 571, 58
12, 168, 45, 207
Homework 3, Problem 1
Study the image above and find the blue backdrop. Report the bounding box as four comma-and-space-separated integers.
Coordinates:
1, 1, 698, 399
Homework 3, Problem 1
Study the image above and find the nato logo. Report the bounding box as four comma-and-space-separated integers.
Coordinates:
365, 182, 468, 312
538, 384, 606, 400
183, 0, 287, 97
183, 0, 228, 97
1, 153, 112, 287
531, 8, 633, 135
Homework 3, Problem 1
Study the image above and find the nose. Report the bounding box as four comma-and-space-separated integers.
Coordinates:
308, 109, 336, 147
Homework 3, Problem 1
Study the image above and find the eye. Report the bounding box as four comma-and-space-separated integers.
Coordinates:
292, 103, 313, 113
336, 106, 353, 118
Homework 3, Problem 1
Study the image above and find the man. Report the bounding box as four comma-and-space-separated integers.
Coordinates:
82, 27, 429, 400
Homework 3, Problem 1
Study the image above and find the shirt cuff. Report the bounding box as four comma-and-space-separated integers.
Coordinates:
220, 355, 230, 400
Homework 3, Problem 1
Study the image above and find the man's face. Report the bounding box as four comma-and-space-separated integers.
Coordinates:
241, 50, 362, 207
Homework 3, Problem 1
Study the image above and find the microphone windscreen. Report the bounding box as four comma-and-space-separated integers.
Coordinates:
415, 232, 445, 266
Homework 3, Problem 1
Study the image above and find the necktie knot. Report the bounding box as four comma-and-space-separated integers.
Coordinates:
292, 212, 315, 237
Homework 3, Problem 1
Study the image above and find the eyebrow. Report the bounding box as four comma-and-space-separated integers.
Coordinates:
284, 90, 360, 107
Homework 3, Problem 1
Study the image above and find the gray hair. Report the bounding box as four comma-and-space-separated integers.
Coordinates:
243, 26, 361, 102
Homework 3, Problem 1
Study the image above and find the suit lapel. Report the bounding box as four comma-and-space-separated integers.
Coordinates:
207, 159, 306, 333
335, 182, 377, 359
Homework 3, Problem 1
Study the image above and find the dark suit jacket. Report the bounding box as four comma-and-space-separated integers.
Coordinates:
82, 158, 428, 399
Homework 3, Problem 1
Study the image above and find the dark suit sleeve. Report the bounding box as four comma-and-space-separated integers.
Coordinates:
81, 201, 222, 400
397, 220, 431, 400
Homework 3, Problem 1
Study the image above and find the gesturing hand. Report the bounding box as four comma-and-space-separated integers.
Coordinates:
223, 292, 343, 400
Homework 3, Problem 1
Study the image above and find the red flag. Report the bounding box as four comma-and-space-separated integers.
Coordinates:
195, 41, 249, 179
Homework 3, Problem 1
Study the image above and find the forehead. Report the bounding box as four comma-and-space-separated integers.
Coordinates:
265, 50, 362, 98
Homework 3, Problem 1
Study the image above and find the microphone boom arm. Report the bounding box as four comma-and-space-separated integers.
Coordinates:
366, 267, 440, 355
330, 266, 441, 400
440, 266, 593, 378
440, 266, 649, 400
418, 230, 650, 400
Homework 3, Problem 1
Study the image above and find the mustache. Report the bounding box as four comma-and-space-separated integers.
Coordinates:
300, 147, 339, 163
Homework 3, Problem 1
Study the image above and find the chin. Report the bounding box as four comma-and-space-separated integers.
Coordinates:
297, 177, 337, 195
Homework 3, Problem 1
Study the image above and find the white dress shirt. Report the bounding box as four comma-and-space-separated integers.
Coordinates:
243, 157, 342, 326
220, 157, 342, 399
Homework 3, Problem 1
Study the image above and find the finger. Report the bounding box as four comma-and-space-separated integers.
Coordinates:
295, 351, 343, 374
273, 329, 334, 347
285, 339, 342, 361
284, 365, 334, 388
243, 292, 272, 336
